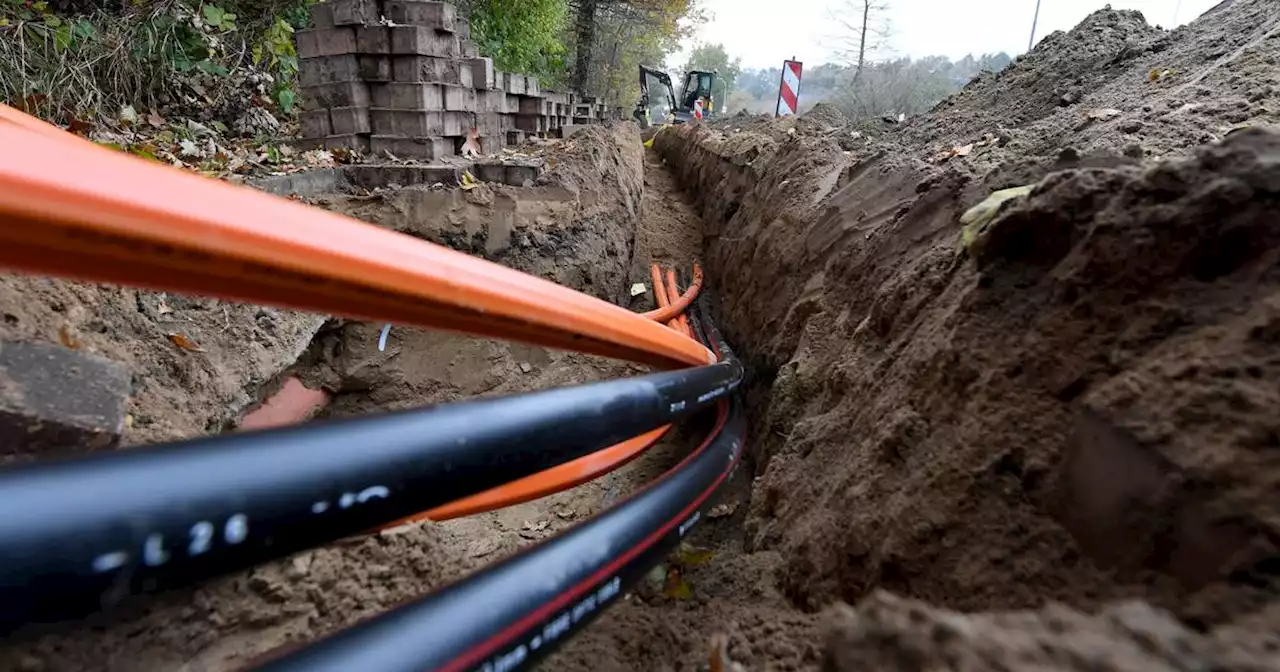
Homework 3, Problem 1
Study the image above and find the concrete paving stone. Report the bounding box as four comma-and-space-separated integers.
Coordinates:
0, 340, 130, 459
329, 0, 379, 26
300, 81, 371, 110
296, 134, 371, 152
467, 57, 495, 89
369, 135, 453, 161
456, 16, 471, 41
371, 82, 444, 110
299, 55, 360, 86
370, 109, 467, 137
383, 1, 456, 31
359, 55, 393, 82
344, 163, 471, 189
329, 106, 371, 135
503, 72, 527, 95
355, 26, 391, 54
393, 56, 472, 87
525, 76, 540, 97
474, 162, 505, 182
443, 85, 476, 112
504, 162, 543, 186
300, 109, 331, 138
517, 96, 544, 116
390, 26, 460, 56
296, 28, 358, 58
460, 41, 479, 58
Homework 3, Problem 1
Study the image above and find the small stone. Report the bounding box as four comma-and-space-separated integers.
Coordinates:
519, 362, 533, 373
1119, 119, 1146, 134
1124, 144, 1145, 158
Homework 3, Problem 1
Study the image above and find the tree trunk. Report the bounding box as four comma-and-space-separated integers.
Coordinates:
572, 0, 599, 94
855, 0, 869, 80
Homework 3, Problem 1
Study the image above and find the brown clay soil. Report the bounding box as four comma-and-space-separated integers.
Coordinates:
646, 0, 1280, 667
6, 1, 1280, 670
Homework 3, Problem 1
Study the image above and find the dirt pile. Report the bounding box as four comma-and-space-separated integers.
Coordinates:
653, 0, 1280, 666
0, 123, 671, 672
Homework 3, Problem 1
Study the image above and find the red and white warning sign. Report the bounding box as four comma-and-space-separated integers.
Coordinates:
775, 60, 803, 117
694, 98, 704, 120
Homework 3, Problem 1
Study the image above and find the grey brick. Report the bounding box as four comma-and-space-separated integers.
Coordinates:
345, 164, 471, 189
370, 135, 452, 160
355, 26, 391, 54
0, 340, 130, 460
371, 82, 444, 110
296, 28, 358, 58
503, 72, 527, 95
383, 1, 456, 31
296, 134, 371, 152
299, 55, 361, 86
460, 41, 479, 58
443, 85, 475, 112
328, 0, 379, 26
359, 55, 393, 82
308, 2, 335, 29
467, 57, 495, 89
456, 16, 471, 41
393, 56, 472, 86
330, 106, 371, 135
300, 81, 371, 110
475, 162, 505, 183
370, 109, 468, 137
301, 109, 332, 138
517, 95, 543, 116
390, 26, 460, 56
525, 77, 541, 97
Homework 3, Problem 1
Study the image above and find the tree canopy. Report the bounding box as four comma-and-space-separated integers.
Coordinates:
681, 42, 741, 95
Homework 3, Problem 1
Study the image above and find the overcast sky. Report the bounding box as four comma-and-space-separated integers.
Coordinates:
677, 0, 1223, 69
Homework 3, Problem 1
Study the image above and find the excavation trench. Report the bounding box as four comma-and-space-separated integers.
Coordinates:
5, 4, 1280, 668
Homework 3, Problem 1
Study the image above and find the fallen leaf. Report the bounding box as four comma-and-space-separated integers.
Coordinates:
167, 332, 206, 352
67, 116, 94, 135
708, 502, 739, 519
673, 542, 716, 567
146, 109, 166, 127
662, 566, 692, 600
460, 170, 478, 191
954, 143, 974, 157
58, 325, 80, 350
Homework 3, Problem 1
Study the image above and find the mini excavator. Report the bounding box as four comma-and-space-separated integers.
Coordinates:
633, 65, 719, 129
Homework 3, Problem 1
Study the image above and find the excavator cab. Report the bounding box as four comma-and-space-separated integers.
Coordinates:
679, 70, 717, 117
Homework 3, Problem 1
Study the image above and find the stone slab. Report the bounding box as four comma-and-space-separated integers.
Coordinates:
383, 1, 456, 31
296, 28, 357, 58
370, 109, 467, 137
393, 55, 473, 87
390, 26, 460, 57
0, 340, 130, 459
370, 135, 453, 161
300, 81, 371, 110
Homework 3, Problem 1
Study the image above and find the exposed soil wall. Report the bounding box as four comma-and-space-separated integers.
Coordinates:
0, 124, 668, 672
652, 0, 1280, 666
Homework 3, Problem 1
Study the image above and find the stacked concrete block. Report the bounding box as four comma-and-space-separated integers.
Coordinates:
299, 0, 615, 160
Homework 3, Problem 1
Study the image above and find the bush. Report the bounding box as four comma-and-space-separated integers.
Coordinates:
0, 0, 314, 123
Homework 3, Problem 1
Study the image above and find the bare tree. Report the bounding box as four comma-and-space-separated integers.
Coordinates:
825, 0, 891, 81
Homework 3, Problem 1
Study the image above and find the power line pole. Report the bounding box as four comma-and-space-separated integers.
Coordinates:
1028, 0, 1043, 52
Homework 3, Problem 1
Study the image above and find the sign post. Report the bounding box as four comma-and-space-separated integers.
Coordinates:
775, 59, 803, 117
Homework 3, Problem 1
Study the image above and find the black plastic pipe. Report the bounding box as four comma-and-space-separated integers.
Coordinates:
259, 399, 745, 672
257, 308, 744, 672
0, 360, 741, 633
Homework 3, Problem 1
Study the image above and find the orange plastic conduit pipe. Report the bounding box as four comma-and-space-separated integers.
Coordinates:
643, 263, 702, 324
0, 110, 712, 370
666, 269, 693, 338
382, 265, 703, 525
